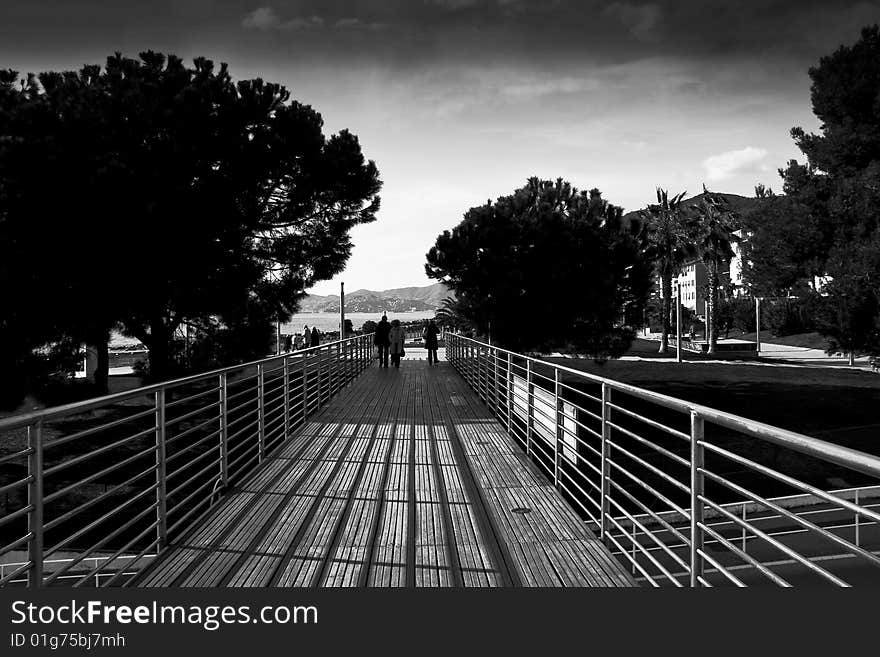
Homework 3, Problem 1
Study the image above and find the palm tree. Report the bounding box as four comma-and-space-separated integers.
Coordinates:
434, 296, 472, 334
691, 185, 739, 354
640, 188, 693, 353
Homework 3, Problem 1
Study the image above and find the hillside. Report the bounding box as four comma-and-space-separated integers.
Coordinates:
623, 191, 761, 224
299, 283, 453, 313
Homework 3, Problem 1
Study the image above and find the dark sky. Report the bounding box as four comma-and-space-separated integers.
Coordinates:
2, 0, 878, 291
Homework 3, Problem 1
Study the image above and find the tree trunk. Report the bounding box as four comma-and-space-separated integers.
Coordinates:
659, 271, 672, 354
86, 327, 110, 394
147, 318, 172, 381
707, 267, 719, 355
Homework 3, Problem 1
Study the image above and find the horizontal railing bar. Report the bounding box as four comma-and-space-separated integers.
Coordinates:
165, 415, 221, 447
0, 560, 33, 587
44, 464, 158, 533
606, 420, 690, 470
164, 385, 221, 410
0, 448, 32, 467
43, 426, 155, 477
699, 468, 880, 571
166, 479, 218, 534
44, 446, 159, 505
43, 407, 156, 450
558, 467, 602, 505
225, 385, 258, 405
75, 523, 160, 588
165, 401, 221, 429
698, 521, 788, 587
607, 439, 690, 494
44, 502, 159, 586
607, 402, 691, 442
0, 504, 35, 529
700, 442, 880, 526
606, 456, 690, 519
227, 443, 260, 474
604, 496, 687, 584
448, 334, 880, 480
606, 475, 692, 553
602, 522, 659, 587
0, 534, 32, 560
557, 380, 602, 406
226, 406, 259, 431
166, 458, 222, 499
166, 434, 222, 470
694, 544, 746, 587
557, 479, 600, 525
44, 481, 160, 561
0, 475, 32, 497
699, 495, 849, 587
0, 335, 370, 431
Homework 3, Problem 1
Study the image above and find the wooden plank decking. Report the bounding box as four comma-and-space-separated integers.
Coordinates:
136, 360, 636, 587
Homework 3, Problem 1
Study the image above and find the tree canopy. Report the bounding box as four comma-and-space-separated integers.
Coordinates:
0, 52, 381, 402
425, 177, 651, 357
747, 25, 880, 360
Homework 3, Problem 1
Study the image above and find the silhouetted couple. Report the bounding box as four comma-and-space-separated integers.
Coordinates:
374, 314, 405, 368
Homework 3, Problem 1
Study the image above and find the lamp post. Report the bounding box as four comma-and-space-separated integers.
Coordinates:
340, 282, 345, 338
755, 296, 761, 355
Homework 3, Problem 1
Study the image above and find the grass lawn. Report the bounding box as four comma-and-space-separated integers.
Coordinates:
736, 330, 830, 350
544, 341, 880, 492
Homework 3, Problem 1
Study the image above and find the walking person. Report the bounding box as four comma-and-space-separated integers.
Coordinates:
301, 325, 311, 350
423, 320, 439, 365
389, 319, 405, 368
374, 314, 391, 368
310, 326, 320, 347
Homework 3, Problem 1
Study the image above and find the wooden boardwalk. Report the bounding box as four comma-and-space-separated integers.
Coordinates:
136, 361, 635, 587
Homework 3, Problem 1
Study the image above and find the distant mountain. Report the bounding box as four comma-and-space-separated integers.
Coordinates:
299, 283, 453, 313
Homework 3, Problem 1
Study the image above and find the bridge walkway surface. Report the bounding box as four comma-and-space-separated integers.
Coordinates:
135, 360, 635, 587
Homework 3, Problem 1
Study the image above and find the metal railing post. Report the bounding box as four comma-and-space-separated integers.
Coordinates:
283, 357, 290, 439
303, 353, 310, 418
154, 390, 168, 550
257, 363, 265, 462
526, 360, 534, 458
27, 421, 43, 587
219, 373, 229, 487
690, 411, 705, 587
554, 369, 561, 488
493, 348, 500, 412
317, 348, 323, 408
601, 383, 611, 542
855, 489, 861, 547
506, 353, 513, 434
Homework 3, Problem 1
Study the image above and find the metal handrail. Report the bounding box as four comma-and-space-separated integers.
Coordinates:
0, 333, 374, 587
446, 332, 880, 587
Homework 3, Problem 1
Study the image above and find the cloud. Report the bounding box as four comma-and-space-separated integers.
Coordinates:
603, 2, 663, 41
500, 76, 598, 99
333, 17, 388, 30
428, 0, 479, 9
702, 147, 770, 181
241, 7, 324, 30
241, 6, 280, 30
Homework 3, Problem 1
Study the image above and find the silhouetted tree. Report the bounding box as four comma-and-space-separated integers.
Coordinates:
691, 186, 738, 354
425, 178, 651, 358
778, 25, 880, 361
0, 52, 381, 397
639, 189, 693, 353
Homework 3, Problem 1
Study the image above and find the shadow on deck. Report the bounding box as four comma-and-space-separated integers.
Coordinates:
135, 360, 635, 587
